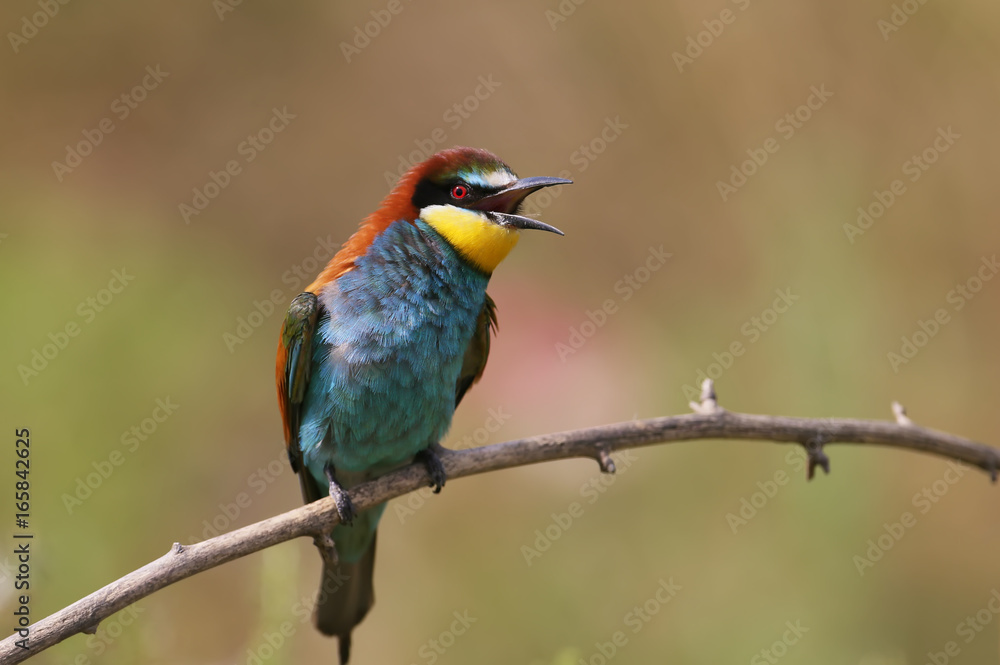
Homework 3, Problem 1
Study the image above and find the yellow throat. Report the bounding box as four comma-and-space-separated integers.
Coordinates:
420, 204, 519, 273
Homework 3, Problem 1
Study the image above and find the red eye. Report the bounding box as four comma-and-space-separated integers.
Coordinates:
451, 185, 469, 199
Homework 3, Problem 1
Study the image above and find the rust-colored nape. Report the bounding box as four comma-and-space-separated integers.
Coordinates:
306, 147, 504, 294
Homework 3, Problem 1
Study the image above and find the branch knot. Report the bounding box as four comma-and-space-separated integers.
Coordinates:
689, 378, 724, 415
596, 447, 616, 474
805, 435, 831, 480
892, 401, 913, 426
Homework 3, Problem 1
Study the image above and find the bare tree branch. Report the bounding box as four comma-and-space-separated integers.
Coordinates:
3, 381, 998, 663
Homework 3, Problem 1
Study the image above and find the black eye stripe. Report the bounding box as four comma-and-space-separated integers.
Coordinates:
412, 177, 501, 210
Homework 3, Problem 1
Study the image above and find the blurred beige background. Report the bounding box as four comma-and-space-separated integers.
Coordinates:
2, 1, 999, 663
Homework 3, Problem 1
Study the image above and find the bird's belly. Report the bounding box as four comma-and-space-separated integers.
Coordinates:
298, 225, 489, 487
299, 317, 474, 485
324, 347, 461, 473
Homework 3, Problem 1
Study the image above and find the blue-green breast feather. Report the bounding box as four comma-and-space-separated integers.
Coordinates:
295, 219, 490, 561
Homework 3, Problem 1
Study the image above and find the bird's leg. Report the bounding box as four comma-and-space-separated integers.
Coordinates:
415, 444, 447, 493
324, 462, 357, 526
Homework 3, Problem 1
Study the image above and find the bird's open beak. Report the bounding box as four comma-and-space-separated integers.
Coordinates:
473, 176, 572, 235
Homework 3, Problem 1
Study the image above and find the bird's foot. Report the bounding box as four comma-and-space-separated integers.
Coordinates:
416, 446, 447, 494
324, 463, 357, 526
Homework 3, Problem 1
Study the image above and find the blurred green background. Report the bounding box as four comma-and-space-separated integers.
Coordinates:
2, 1, 1000, 663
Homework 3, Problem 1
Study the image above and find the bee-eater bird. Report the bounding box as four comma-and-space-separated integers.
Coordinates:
275, 147, 570, 663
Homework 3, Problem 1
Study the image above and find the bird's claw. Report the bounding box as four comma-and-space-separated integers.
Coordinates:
416, 447, 447, 493
331, 488, 357, 526
324, 463, 357, 525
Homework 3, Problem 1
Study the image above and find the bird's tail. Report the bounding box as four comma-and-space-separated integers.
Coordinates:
314, 532, 377, 665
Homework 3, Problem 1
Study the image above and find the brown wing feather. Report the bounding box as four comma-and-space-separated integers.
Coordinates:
455, 293, 498, 407
275, 291, 323, 504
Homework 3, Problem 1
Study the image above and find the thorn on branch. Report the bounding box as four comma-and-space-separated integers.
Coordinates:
313, 532, 338, 566
171, 542, 185, 555
82, 623, 100, 635
689, 378, 723, 415
892, 401, 913, 426
596, 447, 616, 474
805, 437, 830, 480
